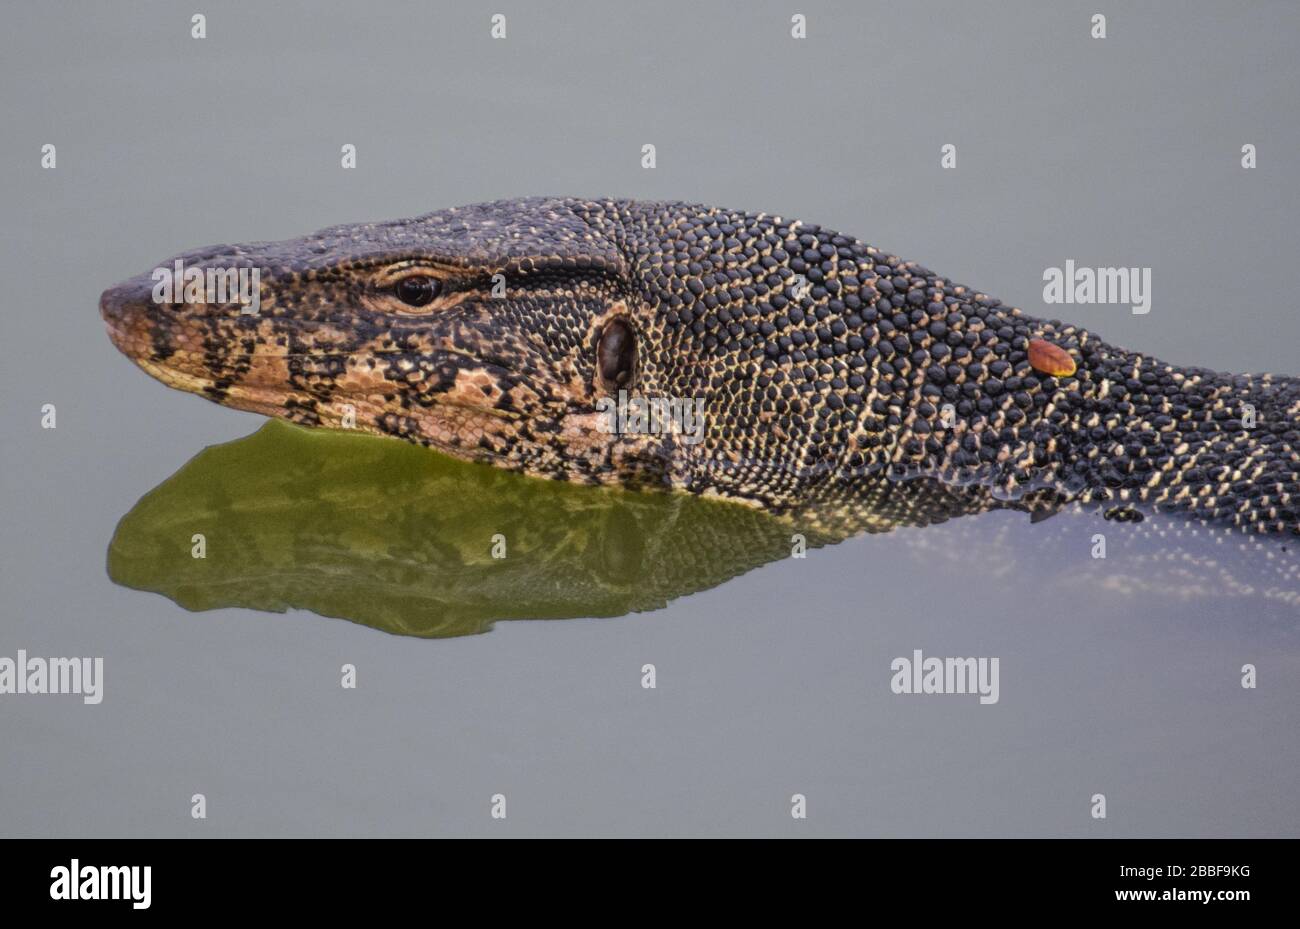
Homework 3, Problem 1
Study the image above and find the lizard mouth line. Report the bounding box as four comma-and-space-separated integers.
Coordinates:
126, 354, 527, 423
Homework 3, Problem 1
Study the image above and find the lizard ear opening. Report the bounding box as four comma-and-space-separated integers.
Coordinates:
596, 318, 637, 391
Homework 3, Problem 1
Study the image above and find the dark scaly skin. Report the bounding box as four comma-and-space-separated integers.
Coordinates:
100, 197, 1300, 534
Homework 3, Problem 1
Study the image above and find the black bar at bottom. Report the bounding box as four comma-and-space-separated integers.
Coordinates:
0, 838, 1283, 915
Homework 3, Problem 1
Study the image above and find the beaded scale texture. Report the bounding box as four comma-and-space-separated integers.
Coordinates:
100, 197, 1300, 536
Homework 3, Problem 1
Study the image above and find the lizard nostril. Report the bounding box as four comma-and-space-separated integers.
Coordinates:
100, 279, 148, 326
98, 287, 121, 323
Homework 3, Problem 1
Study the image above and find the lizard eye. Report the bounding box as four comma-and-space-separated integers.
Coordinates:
597, 318, 637, 389
394, 275, 440, 307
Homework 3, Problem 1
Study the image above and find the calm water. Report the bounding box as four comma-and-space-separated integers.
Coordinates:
2, 0, 1298, 837
27, 421, 1295, 837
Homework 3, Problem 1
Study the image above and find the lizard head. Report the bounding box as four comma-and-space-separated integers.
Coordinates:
100, 197, 690, 488
100, 197, 1300, 530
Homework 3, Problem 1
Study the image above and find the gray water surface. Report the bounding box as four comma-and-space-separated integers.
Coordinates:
1, 0, 1298, 837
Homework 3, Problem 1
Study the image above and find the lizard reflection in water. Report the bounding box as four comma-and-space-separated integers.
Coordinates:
107, 421, 1298, 639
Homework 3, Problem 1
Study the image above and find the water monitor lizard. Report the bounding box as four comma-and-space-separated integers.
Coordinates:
99, 197, 1300, 535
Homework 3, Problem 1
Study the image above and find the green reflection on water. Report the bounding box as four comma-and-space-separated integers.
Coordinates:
107, 421, 817, 637
106, 420, 1300, 637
